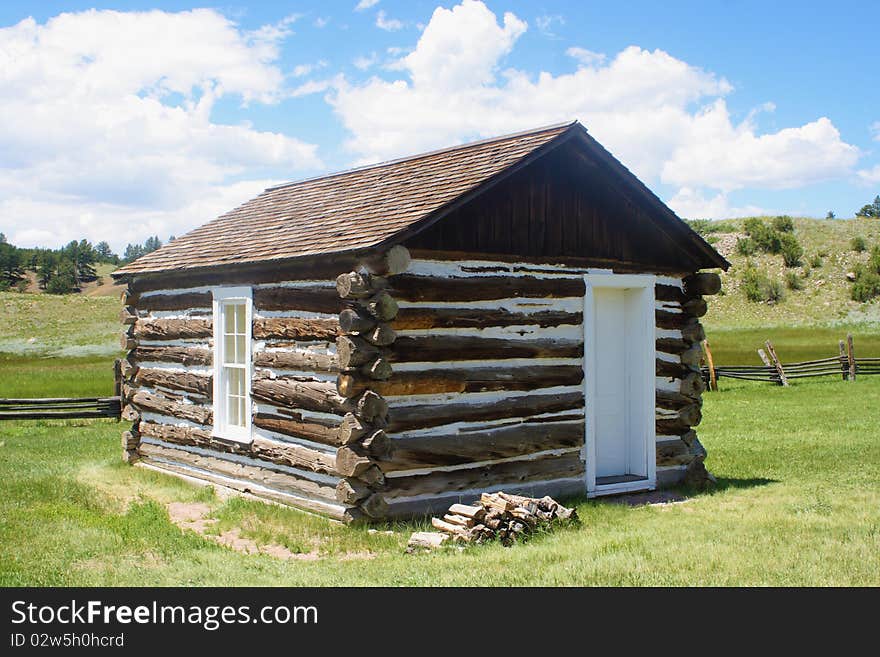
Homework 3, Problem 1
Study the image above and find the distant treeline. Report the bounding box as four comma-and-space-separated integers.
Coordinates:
0, 233, 173, 294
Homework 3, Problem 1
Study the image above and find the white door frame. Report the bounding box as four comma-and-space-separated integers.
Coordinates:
582, 273, 656, 497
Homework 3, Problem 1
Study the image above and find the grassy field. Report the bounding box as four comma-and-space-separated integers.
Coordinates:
702, 215, 880, 329
1, 359, 878, 585
1, 243, 879, 586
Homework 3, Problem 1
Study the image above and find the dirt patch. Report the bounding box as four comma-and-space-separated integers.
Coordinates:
601, 490, 690, 507
167, 502, 320, 561
711, 232, 743, 259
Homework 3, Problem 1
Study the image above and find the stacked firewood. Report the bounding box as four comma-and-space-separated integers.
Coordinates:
407, 492, 578, 552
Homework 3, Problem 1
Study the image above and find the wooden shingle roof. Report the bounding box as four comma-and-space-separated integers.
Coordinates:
113, 122, 575, 277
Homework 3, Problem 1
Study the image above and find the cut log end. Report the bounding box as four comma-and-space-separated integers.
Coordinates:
365, 245, 411, 277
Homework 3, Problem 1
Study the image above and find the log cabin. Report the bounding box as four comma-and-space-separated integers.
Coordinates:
111, 121, 729, 523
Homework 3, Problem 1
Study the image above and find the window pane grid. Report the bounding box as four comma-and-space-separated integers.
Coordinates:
218, 300, 249, 431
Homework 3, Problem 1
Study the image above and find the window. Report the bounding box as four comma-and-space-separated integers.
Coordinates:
212, 287, 252, 442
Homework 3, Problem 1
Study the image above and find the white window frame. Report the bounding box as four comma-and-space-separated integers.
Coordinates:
582, 272, 657, 497
212, 286, 253, 444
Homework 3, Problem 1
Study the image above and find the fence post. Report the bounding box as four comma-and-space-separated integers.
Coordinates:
702, 339, 718, 392
839, 340, 849, 380
847, 334, 857, 381
757, 348, 776, 384
764, 340, 788, 387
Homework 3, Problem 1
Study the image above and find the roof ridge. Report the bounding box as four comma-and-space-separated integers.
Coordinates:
265, 120, 579, 192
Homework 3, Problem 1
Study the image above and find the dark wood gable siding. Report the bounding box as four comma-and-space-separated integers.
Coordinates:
404, 140, 698, 273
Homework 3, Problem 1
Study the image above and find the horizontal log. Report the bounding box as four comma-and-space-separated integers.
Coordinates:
126, 255, 361, 294
679, 371, 707, 397
654, 284, 688, 304
356, 391, 389, 424
133, 318, 212, 341
656, 337, 689, 355
684, 272, 722, 297
253, 286, 341, 314
335, 477, 373, 504
385, 452, 585, 499
338, 308, 376, 334
253, 349, 338, 372
137, 442, 339, 506
391, 335, 583, 363
253, 317, 339, 342
139, 420, 218, 450
364, 245, 411, 276
360, 493, 390, 519
130, 390, 212, 426
134, 368, 212, 398
136, 291, 212, 312
656, 358, 699, 379
121, 334, 136, 350
253, 412, 343, 448
337, 335, 378, 369
131, 345, 212, 367
682, 297, 708, 318
251, 376, 352, 417
388, 275, 585, 302
656, 310, 701, 332
656, 439, 697, 466
656, 404, 702, 435
680, 320, 706, 344
383, 420, 583, 472
380, 477, 586, 519
680, 344, 703, 367
336, 271, 382, 299
335, 445, 374, 477
251, 435, 338, 475
337, 365, 584, 398
120, 306, 137, 325
391, 307, 582, 331
362, 291, 398, 322
656, 389, 701, 410
337, 413, 367, 445
388, 391, 584, 433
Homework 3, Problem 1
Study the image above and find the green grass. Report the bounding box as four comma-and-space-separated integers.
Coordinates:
0, 291, 120, 357
705, 325, 880, 366
1, 356, 878, 586
0, 354, 117, 398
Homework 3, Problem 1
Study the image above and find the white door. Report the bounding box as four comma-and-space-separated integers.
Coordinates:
584, 274, 656, 496
594, 287, 628, 478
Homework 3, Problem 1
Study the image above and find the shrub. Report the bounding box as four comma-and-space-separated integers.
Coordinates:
869, 246, 880, 274
772, 215, 795, 233
809, 254, 823, 268
851, 270, 880, 302
742, 264, 784, 303
785, 271, 804, 290
802, 264, 811, 278
686, 219, 712, 235
743, 218, 782, 253
780, 233, 803, 267
851, 236, 867, 253
736, 237, 757, 256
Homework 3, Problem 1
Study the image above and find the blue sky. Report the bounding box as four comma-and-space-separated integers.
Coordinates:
0, 1, 877, 251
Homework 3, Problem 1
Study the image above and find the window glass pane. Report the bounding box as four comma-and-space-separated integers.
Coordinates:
224, 305, 235, 333
224, 334, 235, 363
235, 304, 246, 333
228, 392, 240, 426
235, 335, 246, 364
238, 397, 247, 428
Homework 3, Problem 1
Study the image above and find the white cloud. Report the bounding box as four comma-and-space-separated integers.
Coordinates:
355, 0, 380, 10
0, 9, 321, 251
314, 17, 329, 28
376, 10, 404, 31
857, 164, 880, 184
329, 0, 858, 198
871, 121, 880, 141
292, 60, 327, 77
566, 46, 605, 67
353, 52, 378, 70
535, 14, 564, 38
667, 187, 766, 220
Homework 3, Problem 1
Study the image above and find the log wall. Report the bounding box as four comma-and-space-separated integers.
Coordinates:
119, 246, 716, 522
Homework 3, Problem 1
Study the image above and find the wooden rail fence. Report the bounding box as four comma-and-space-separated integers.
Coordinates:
0, 359, 123, 421
0, 397, 121, 421
701, 334, 878, 389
